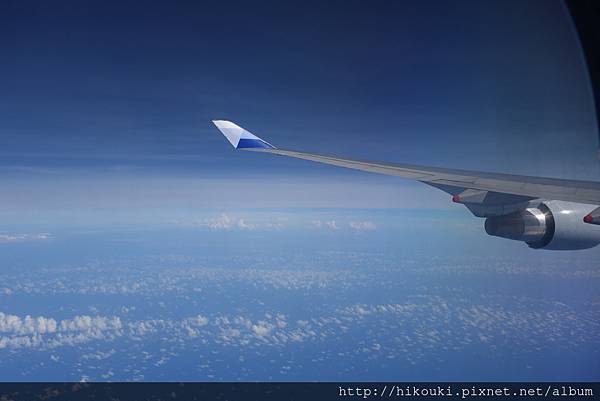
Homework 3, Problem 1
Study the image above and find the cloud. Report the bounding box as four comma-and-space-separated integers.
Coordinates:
0, 312, 122, 350
251, 322, 273, 337
187, 315, 209, 327
205, 214, 234, 230
312, 220, 376, 231
176, 214, 282, 231
1, 295, 597, 358
349, 221, 377, 231
59, 315, 122, 333
0, 233, 52, 242
236, 218, 256, 230
312, 220, 338, 230
0, 313, 58, 335
175, 213, 387, 233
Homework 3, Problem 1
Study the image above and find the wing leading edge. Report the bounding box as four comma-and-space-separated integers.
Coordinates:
212, 120, 600, 222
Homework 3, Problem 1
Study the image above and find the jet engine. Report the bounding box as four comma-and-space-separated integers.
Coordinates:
484, 200, 600, 250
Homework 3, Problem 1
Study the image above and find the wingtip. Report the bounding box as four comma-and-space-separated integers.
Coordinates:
211, 120, 276, 150
212, 120, 237, 129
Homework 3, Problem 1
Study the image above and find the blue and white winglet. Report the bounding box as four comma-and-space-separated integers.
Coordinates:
212, 120, 276, 150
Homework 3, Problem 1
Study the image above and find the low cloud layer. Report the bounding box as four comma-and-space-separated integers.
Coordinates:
1, 295, 598, 354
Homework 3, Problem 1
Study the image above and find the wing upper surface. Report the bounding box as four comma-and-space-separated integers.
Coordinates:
253, 149, 600, 205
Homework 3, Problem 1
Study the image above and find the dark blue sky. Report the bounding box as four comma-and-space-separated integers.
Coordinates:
0, 0, 598, 217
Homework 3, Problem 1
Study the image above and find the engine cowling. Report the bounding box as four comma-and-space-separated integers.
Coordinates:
484, 200, 600, 250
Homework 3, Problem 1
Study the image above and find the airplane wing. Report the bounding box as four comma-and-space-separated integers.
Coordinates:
212, 120, 600, 224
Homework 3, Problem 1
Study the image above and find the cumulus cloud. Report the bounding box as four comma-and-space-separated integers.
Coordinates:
251, 322, 273, 337
60, 315, 122, 333
0, 310, 305, 349
349, 221, 377, 231
0, 312, 122, 350
0, 313, 58, 335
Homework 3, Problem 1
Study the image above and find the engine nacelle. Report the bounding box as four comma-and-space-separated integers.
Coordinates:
485, 201, 600, 250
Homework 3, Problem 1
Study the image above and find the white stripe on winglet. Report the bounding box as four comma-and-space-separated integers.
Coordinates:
212, 120, 243, 147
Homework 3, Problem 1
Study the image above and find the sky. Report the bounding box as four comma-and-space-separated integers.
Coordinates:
0, 0, 598, 221
1, 0, 600, 382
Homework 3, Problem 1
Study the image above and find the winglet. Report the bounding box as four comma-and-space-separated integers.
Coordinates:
212, 120, 276, 149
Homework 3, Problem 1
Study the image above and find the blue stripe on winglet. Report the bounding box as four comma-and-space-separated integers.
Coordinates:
236, 138, 275, 149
